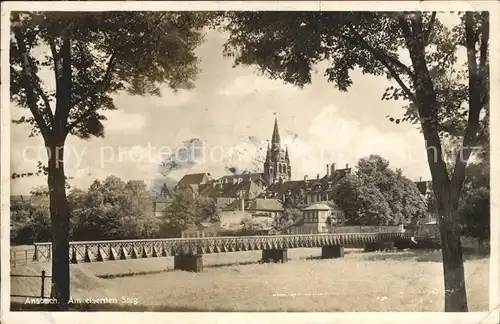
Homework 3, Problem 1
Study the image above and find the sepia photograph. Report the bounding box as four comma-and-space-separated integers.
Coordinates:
1, 1, 498, 322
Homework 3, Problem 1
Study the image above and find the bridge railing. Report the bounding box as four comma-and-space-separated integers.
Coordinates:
32, 232, 410, 263
328, 225, 403, 234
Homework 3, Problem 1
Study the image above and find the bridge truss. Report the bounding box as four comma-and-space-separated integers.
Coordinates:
33, 232, 410, 272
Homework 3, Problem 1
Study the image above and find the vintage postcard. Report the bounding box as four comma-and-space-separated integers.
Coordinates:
1, 1, 499, 324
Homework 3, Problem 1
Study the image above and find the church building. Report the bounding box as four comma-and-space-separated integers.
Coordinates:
263, 118, 291, 185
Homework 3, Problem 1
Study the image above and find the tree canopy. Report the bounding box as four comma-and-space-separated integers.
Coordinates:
70, 176, 159, 241
334, 155, 426, 226
11, 11, 208, 141
11, 176, 161, 243
159, 189, 220, 237
219, 11, 489, 311
10, 11, 213, 303
10, 186, 51, 244
220, 12, 488, 182
335, 174, 392, 226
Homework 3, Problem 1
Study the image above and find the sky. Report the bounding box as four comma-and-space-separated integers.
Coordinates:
10, 28, 434, 195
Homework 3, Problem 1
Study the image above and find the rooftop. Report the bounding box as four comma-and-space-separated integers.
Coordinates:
303, 203, 331, 211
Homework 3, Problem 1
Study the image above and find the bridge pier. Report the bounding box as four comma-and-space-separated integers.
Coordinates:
262, 249, 288, 263
321, 245, 344, 259
174, 255, 203, 272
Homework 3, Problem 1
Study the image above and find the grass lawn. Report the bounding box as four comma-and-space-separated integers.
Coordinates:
10, 248, 489, 312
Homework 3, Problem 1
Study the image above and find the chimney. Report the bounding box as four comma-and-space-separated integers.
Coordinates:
326, 164, 330, 178
330, 163, 335, 175
345, 163, 349, 169
317, 173, 320, 180
304, 175, 308, 182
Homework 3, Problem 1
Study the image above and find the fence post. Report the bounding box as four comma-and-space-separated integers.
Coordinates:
33, 244, 39, 261
25, 250, 28, 265
13, 252, 16, 267
41, 270, 46, 299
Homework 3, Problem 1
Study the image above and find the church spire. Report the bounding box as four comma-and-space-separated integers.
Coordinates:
263, 117, 291, 185
271, 117, 281, 145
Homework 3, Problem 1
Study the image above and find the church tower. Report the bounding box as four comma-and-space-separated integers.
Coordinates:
264, 117, 291, 185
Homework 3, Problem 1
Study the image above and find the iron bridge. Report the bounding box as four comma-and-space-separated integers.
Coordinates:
33, 232, 410, 268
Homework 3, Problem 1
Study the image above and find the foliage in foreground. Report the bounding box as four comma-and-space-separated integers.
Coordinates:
334, 155, 427, 226
10, 176, 220, 244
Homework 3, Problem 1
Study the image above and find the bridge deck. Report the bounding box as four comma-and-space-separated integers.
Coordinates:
32, 232, 410, 264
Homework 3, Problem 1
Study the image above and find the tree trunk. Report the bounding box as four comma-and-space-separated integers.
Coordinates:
437, 188, 468, 312
47, 141, 70, 305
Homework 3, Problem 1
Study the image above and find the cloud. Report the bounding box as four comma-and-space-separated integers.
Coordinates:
157, 138, 204, 176
102, 110, 147, 133
281, 104, 429, 181
217, 75, 295, 96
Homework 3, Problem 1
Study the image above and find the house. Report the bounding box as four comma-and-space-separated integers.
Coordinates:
221, 197, 284, 219
414, 220, 440, 240
263, 163, 352, 208
414, 179, 439, 225
181, 221, 219, 238
218, 171, 266, 186
290, 203, 340, 235
175, 172, 212, 191
180, 210, 251, 238
245, 198, 284, 218
215, 197, 236, 210
152, 184, 174, 217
